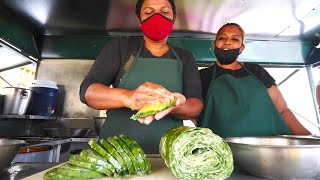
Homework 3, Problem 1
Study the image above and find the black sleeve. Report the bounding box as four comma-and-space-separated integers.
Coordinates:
245, 63, 276, 88
199, 66, 213, 100
79, 38, 122, 104
174, 47, 203, 103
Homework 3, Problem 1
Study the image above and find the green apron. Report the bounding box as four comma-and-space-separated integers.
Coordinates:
201, 63, 291, 137
100, 42, 183, 154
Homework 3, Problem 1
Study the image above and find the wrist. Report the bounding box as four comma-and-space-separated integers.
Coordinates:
121, 89, 134, 109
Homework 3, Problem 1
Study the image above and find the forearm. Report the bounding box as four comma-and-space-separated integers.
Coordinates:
171, 98, 203, 120
85, 83, 132, 110
281, 109, 310, 135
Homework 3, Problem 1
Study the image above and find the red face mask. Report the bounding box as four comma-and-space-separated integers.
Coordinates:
140, 13, 174, 41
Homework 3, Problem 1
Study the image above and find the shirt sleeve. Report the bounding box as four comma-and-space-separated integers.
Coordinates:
246, 63, 276, 88
199, 66, 213, 100
79, 38, 122, 104
177, 48, 203, 103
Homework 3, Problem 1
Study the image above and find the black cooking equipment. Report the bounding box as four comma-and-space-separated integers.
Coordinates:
43, 128, 91, 138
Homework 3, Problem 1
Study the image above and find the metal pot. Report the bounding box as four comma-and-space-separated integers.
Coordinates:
43, 128, 91, 138
225, 136, 320, 180
0, 139, 25, 174
2, 87, 33, 115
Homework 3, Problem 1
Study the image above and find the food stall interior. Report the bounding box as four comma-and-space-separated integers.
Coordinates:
0, 0, 320, 179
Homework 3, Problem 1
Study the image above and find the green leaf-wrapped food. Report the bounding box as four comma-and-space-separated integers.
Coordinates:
130, 98, 176, 120
160, 126, 234, 180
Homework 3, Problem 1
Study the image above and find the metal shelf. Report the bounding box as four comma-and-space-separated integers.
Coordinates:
0, 114, 57, 120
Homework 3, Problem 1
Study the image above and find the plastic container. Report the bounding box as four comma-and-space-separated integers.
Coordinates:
28, 80, 58, 116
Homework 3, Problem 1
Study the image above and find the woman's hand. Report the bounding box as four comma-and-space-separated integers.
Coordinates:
126, 82, 175, 110
137, 92, 186, 125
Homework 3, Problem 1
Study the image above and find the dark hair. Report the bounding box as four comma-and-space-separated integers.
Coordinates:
216, 23, 246, 43
135, 0, 176, 20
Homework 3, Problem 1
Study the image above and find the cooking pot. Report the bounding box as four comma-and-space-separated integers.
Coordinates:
2, 87, 33, 115
0, 139, 25, 174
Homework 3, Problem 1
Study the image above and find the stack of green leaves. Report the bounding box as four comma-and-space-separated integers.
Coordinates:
160, 126, 234, 180
44, 135, 151, 180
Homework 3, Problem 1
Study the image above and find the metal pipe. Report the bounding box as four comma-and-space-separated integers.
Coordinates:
278, 69, 300, 86
306, 65, 320, 124
0, 75, 13, 87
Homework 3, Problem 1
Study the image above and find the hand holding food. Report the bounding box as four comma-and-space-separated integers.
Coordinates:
130, 92, 186, 125
130, 97, 177, 121
126, 82, 175, 110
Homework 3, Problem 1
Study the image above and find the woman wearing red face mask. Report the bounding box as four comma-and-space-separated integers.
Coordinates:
199, 23, 310, 137
80, 0, 203, 153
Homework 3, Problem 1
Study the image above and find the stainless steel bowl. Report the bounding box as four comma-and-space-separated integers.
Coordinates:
225, 136, 320, 180
0, 139, 25, 174
43, 128, 91, 138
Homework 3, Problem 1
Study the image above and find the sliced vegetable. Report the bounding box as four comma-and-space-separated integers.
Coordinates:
126, 136, 151, 174
79, 148, 116, 173
44, 168, 87, 180
160, 126, 234, 180
57, 164, 104, 179
99, 139, 126, 173
88, 139, 123, 173
108, 136, 135, 175
113, 136, 140, 173
130, 97, 176, 120
68, 154, 113, 176
119, 135, 147, 175
43, 135, 151, 179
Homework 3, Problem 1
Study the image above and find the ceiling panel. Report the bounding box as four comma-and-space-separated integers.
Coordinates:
0, 0, 319, 41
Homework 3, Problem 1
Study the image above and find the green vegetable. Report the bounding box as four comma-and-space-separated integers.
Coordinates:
44, 168, 87, 180
44, 135, 151, 179
119, 135, 147, 175
99, 139, 126, 174
68, 155, 113, 176
108, 136, 135, 175
130, 97, 176, 120
88, 139, 123, 173
79, 148, 116, 173
113, 136, 140, 173
160, 126, 234, 180
57, 164, 104, 179
125, 136, 151, 174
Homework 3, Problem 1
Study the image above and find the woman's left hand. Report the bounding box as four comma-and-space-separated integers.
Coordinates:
137, 92, 186, 125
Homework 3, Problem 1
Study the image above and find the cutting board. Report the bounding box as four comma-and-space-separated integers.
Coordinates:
22, 157, 177, 180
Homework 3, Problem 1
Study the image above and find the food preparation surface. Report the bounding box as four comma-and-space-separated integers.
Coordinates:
21, 157, 266, 180
23, 158, 175, 180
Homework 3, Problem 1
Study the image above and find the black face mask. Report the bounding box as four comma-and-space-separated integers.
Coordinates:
213, 47, 241, 65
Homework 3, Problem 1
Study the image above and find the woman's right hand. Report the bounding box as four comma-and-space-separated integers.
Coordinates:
125, 82, 175, 110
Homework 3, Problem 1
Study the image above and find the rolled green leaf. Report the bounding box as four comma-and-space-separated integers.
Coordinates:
160, 126, 234, 180
130, 97, 176, 120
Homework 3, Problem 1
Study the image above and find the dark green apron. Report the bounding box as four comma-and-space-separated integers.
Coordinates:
201, 63, 291, 137
100, 42, 183, 154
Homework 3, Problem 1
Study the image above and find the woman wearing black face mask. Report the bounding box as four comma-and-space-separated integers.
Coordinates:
79, 0, 203, 154
199, 23, 310, 137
